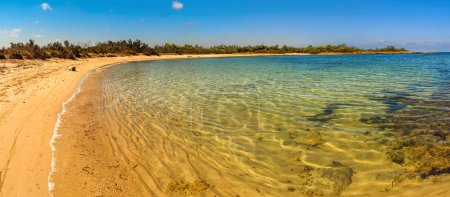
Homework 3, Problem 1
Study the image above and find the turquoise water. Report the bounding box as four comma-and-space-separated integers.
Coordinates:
93, 54, 448, 196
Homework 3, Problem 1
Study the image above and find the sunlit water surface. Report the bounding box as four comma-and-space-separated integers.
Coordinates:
83, 54, 449, 196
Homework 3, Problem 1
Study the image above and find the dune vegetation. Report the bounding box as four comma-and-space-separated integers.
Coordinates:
0, 39, 409, 60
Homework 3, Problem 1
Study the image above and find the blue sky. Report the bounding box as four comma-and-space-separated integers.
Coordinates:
1, 0, 450, 51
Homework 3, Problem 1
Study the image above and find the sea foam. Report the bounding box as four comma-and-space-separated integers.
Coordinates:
48, 71, 92, 196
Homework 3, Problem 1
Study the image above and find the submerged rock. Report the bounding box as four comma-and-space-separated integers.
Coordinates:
283, 130, 325, 147
386, 150, 405, 165
362, 90, 450, 178
307, 103, 340, 123
298, 161, 354, 196
402, 143, 450, 177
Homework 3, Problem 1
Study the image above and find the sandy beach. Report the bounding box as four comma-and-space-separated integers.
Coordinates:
2, 0, 449, 195
1, 53, 448, 197
0, 53, 309, 196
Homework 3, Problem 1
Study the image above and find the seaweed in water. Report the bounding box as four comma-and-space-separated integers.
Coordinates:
298, 161, 354, 196
283, 130, 325, 147
361, 90, 450, 177
370, 91, 417, 113
167, 179, 211, 195
308, 103, 344, 123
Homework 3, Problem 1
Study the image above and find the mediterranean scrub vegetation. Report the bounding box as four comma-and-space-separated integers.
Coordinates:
0, 39, 409, 60
0, 39, 158, 60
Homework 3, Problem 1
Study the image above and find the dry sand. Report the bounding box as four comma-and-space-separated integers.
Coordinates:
0, 53, 306, 196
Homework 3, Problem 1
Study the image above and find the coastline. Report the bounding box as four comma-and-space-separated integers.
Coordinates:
0, 52, 438, 196
0, 54, 291, 196
0, 56, 150, 196
50, 69, 146, 196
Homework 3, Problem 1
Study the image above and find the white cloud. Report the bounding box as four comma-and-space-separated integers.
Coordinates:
32, 33, 42, 38
35, 20, 40, 24
10, 28, 21, 38
11, 28, 21, 37
41, 3, 52, 11
172, 1, 183, 10
0, 28, 22, 38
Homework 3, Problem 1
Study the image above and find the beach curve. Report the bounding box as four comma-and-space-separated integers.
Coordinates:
0, 54, 303, 196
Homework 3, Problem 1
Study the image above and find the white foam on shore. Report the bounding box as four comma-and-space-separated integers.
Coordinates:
48, 71, 93, 196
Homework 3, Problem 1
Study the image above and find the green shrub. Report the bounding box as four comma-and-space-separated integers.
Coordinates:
9, 52, 23, 59
0, 39, 409, 60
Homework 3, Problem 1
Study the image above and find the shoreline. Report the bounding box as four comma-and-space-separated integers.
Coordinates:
0, 53, 442, 196
51, 54, 450, 197
0, 53, 327, 196
50, 68, 144, 196
1, 54, 283, 196
48, 68, 95, 194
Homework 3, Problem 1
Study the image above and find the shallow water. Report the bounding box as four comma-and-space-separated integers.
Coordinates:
62, 54, 450, 196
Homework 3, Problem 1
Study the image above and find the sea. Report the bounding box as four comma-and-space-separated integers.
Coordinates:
54, 53, 450, 196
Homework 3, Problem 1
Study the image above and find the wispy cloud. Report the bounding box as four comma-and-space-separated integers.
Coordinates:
32, 33, 42, 38
172, 1, 183, 10
0, 28, 22, 38
10, 28, 22, 38
41, 3, 52, 11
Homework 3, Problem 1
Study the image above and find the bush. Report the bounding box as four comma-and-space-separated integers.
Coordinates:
9, 52, 23, 59
34, 52, 49, 60
0, 39, 409, 59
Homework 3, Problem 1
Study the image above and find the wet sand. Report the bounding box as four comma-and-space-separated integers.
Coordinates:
51, 69, 143, 196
